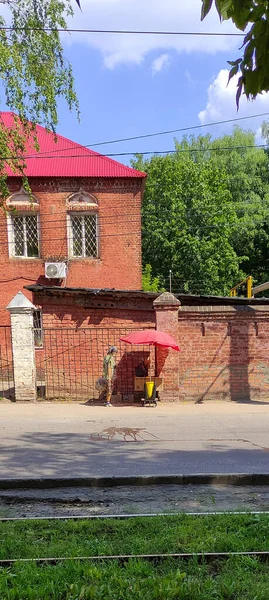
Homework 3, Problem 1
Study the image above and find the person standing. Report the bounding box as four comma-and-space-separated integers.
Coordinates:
135, 357, 150, 377
103, 346, 118, 406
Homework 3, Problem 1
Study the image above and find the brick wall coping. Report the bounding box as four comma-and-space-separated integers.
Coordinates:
180, 304, 269, 313
25, 285, 157, 300
25, 285, 269, 307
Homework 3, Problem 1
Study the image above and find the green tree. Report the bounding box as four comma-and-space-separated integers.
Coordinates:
0, 0, 79, 200
201, 0, 269, 105
133, 128, 269, 296
132, 149, 242, 296
142, 264, 165, 293
209, 127, 269, 288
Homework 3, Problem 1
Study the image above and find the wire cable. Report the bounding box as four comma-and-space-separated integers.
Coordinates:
2, 112, 268, 157
0, 220, 263, 251
0, 26, 245, 36
88, 113, 269, 149
1, 143, 268, 162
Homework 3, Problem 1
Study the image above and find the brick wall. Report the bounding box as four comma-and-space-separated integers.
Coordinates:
33, 289, 155, 328
178, 305, 269, 402
154, 293, 181, 402
3, 281, 269, 402
31, 291, 269, 402
33, 290, 155, 400
0, 176, 143, 323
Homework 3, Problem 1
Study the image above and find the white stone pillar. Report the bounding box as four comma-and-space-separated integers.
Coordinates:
6, 291, 37, 402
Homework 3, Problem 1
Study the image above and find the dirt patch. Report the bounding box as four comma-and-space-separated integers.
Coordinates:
1, 484, 269, 518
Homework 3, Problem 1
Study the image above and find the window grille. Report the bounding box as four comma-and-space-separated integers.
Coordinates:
70, 214, 98, 258
11, 215, 39, 258
33, 310, 43, 348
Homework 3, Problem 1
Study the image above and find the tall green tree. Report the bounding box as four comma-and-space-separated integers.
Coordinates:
133, 128, 269, 296
201, 1, 269, 105
182, 127, 269, 285
210, 127, 269, 287
0, 0, 79, 200
132, 150, 241, 296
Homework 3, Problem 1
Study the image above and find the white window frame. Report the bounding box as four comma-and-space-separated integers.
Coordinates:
67, 212, 99, 259
7, 213, 40, 258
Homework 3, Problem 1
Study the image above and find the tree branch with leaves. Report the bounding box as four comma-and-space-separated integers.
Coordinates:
201, 0, 269, 106
0, 0, 80, 201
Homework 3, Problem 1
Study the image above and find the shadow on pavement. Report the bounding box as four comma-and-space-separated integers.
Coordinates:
1, 431, 269, 478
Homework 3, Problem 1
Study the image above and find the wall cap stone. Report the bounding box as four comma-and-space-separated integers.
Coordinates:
179, 304, 269, 314
153, 292, 181, 308
6, 291, 36, 313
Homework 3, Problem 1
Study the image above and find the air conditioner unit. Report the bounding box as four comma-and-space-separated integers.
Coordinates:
45, 262, 67, 279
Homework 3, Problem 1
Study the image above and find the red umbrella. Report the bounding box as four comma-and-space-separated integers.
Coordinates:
120, 329, 181, 351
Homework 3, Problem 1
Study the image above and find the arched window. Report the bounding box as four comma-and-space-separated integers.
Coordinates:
7, 188, 39, 207
7, 188, 40, 258
67, 191, 99, 259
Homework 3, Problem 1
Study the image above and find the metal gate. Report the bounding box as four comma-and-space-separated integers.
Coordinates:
35, 327, 155, 401
0, 326, 14, 400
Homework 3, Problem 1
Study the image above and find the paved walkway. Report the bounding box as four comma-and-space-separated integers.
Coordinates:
0, 401, 269, 479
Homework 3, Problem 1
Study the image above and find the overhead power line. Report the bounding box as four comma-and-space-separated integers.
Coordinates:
1, 143, 268, 161
0, 26, 244, 36
0, 221, 263, 250
1, 112, 268, 159
2, 111, 268, 160
88, 113, 269, 149
0, 203, 254, 226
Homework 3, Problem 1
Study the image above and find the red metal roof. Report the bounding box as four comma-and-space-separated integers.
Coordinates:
1, 112, 146, 179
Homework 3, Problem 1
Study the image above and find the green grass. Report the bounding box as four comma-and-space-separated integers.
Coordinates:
1, 557, 269, 600
0, 514, 268, 599
0, 514, 268, 559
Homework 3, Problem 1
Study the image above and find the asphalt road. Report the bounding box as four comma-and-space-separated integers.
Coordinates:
0, 401, 269, 479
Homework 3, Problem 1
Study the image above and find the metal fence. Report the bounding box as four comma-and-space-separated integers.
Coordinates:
0, 326, 14, 400
35, 327, 155, 402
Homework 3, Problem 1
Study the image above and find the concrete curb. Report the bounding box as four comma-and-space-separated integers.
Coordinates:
0, 473, 269, 490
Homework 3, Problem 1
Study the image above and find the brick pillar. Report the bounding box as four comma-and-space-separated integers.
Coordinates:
154, 292, 181, 402
7, 291, 37, 402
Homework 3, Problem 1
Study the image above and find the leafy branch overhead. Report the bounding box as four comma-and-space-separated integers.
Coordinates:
201, 0, 269, 106
0, 0, 80, 201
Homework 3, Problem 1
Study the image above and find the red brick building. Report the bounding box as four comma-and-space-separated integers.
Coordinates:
1, 114, 269, 404
0, 112, 146, 324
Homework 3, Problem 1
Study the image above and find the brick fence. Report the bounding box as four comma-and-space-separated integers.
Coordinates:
7, 288, 269, 402
177, 304, 269, 402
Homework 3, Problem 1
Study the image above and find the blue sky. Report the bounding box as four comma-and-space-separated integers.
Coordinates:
3, 0, 269, 164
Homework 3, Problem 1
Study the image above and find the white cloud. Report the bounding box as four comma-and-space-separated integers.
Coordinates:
64, 0, 240, 68
151, 53, 170, 75
198, 69, 269, 139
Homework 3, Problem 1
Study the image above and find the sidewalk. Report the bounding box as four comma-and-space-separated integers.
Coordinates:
0, 401, 269, 479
